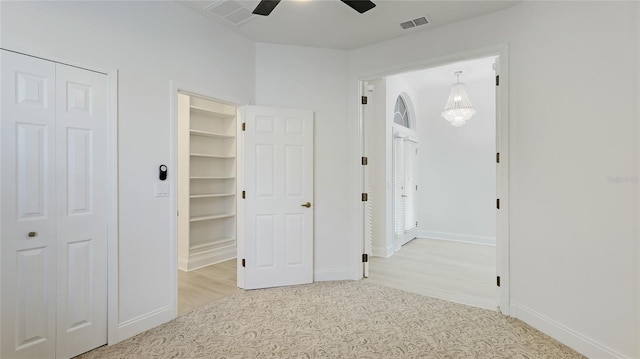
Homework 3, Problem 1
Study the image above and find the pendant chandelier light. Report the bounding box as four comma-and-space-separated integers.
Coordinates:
441, 71, 476, 127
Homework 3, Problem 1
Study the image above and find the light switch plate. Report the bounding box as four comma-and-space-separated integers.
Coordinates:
155, 182, 169, 197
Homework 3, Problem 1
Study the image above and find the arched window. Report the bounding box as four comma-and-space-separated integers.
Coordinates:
393, 95, 411, 128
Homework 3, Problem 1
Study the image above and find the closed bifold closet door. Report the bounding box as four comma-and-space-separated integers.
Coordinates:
1, 50, 108, 359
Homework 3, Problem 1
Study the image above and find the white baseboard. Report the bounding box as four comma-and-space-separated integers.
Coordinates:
112, 305, 174, 344
372, 244, 394, 258
314, 267, 354, 281
418, 230, 496, 246
177, 255, 189, 272
511, 302, 629, 359
181, 243, 236, 272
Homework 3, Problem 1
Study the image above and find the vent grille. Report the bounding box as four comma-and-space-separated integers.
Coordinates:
400, 16, 430, 30
205, 0, 256, 26
413, 17, 428, 26
400, 21, 415, 30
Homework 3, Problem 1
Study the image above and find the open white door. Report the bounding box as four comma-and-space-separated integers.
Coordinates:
392, 131, 418, 250
401, 138, 418, 246
240, 106, 314, 290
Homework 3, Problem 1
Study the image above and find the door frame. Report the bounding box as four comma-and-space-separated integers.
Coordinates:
168, 82, 248, 318
0, 48, 120, 348
105, 69, 120, 346
351, 44, 511, 314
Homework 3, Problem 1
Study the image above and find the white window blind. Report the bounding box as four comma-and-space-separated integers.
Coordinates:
393, 136, 405, 239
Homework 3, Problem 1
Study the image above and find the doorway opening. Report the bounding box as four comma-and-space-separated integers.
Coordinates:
175, 91, 240, 315
170, 88, 316, 315
360, 55, 506, 311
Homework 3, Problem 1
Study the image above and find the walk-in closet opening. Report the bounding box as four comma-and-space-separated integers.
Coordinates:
176, 92, 240, 314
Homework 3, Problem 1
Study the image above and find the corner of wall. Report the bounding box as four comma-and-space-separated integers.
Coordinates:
511, 303, 630, 359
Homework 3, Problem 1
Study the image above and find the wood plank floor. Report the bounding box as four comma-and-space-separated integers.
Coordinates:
366, 237, 498, 310
178, 259, 240, 315
179, 239, 496, 315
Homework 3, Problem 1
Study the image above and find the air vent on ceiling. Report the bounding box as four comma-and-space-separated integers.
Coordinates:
400, 16, 430, 30
400, 21, 415, 30
204, 0, 256, 26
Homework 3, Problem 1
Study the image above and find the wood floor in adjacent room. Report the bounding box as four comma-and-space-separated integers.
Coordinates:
366, 237, 497, 310
178, 259, 240, 315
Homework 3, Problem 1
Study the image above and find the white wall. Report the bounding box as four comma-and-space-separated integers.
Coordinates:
349, 2, 639, 358
1, 0, 255, 341
416, 80, 496, 243
254, 43, 352, 280
386, 60, 496, 245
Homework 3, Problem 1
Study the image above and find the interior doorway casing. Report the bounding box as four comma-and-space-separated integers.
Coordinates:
353, 45, 511, 314
168, 82, 248, 320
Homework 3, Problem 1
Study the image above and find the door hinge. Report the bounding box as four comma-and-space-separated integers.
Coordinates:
361, 157, 368, 165
242, 190, 246, 199
242, 122, 246, 131
242, 258, 246, 267
362, 253, 369, 263
497, 276, 501, 287
416, 221, 418, 227
177, 210, 179, 216
361, 96, 368, 105
496, 152, 500, 163
496, 75, 500, 86
497, 198, 500, 209
361, 193, 368, 201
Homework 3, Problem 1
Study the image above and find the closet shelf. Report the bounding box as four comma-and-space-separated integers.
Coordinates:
190, 238, 235, 250
190, 193, 235, 199
190, 213, 235, 222
190, 176, 235, 180
189, 130, 234, 139
180, 94, 237, 272
190, 153, 235, 159
190, 105, 235, 118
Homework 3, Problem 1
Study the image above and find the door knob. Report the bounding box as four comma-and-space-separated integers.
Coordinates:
301, 202, 312, 208
27, 232, 37, 238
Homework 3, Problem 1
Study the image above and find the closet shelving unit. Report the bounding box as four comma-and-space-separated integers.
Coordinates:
178, 94, 237, 271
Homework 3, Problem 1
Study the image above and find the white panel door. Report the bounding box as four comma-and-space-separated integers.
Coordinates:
401, 139, 417, 246
54, 63, 107, 359
1, 50, 58, 359
1, 51, 108, 359
242, 106, 313, 289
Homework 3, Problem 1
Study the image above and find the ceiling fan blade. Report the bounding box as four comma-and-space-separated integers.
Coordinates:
341, 0, 376, 14
253, 0, 281, 16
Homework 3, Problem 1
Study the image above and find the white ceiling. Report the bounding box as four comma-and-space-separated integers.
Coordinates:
178, 0, 520, 50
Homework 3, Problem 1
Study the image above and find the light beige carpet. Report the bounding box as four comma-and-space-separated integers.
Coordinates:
78, 281, 584, 358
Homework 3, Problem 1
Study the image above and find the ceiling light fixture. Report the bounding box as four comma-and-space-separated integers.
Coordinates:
441, 71, 476, 127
